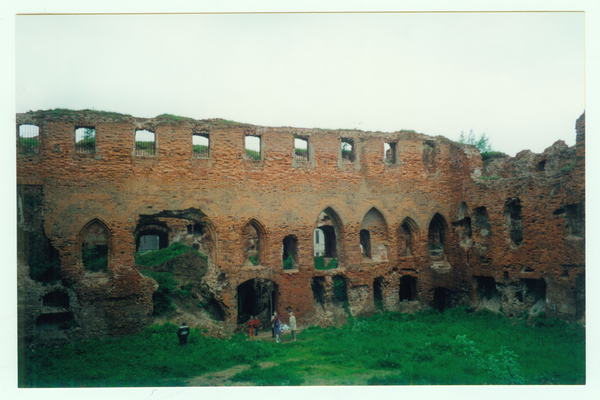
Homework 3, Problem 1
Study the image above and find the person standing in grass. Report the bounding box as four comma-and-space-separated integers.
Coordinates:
247, 316, 255, 338
289, 311, 297, 342
252, 316, 260, 337
273, 311, 283, 343
271, 312, 276, 338
177, 322, 190, 346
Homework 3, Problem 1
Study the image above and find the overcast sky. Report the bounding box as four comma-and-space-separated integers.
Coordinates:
15, 11, 584, 156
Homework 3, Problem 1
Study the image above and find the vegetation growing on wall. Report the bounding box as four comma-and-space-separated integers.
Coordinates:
459, 129, 493, 155
135, 242, 206, 267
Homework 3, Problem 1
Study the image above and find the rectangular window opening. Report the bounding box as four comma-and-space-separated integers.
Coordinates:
75, 127, 96, 154
384, 142, 396, 164
294, 137, 309, 162
341, 138, 355, 163
193, 131, 210, 158
18, 124, 40, 154
135, 129, 156, 156
245, 135, 261, 161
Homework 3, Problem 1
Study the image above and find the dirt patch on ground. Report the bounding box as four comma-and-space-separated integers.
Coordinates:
186, 361, 278, 387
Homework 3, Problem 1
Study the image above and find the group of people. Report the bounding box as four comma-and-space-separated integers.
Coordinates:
176, 310, 298, 346
247, 310, 297, 343
270, 311, 297, 343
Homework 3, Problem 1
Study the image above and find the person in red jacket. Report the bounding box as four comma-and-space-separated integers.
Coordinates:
247, 316, 256, 338
252, 316, 260, 337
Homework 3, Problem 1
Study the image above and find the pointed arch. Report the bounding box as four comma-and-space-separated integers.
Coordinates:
314, 207, 344, 267
79, 217, 111, 273
359, 207, 390, 261
399, 216, 420, 257
241, 218, 268, 266
428, 213, 449, 256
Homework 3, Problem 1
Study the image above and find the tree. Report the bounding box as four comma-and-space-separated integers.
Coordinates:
458, 129, 492, 154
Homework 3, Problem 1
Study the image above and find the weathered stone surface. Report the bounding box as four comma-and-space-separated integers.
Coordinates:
16, 110, 585, 344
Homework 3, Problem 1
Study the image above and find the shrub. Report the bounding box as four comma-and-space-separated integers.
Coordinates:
142, 271, 178, 315
249, 254, 259, 266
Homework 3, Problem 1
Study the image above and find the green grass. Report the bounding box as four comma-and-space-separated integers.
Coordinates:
19, 307, 585, 387
480, 175, 501, 180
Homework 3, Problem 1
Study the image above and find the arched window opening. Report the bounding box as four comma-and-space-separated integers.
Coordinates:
82, 220, 109, 273
75, 127, 96, 154
360, 208, 389, 262
294, 137, 309, 162
428, 213, 447, 256
242, 221, 262, 266
314, 208, 343, 270
400, 275, 417, 301
282, 235, 298, 270
400, 219, 417, 256
18, 124, 40, 154
135, 129, 156, 156
193, 131, 210, 158
341, 138, 355, 162
360, 229, 371, 259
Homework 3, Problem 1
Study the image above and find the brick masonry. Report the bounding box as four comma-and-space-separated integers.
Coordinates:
16, 110, 585, 343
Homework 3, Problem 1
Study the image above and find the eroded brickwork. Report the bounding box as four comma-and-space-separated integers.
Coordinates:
16, 110, 585, 343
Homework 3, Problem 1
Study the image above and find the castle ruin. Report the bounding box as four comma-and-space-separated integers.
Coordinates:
17, 110, 585, 344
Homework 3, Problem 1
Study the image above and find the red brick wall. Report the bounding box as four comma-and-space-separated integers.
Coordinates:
17, 110, 585, 340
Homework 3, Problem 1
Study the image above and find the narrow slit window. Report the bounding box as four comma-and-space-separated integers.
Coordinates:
193, 131, 210, 158
18, 124, 40, 154
294, 137, 308, 162
135, 129, 156, 156
75, 127, 96, 154
384, 142, 396, 164
341, 138, 355, 162
245, 135, 261, 161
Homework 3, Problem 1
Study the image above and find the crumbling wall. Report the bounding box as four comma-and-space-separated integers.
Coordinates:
16, 109, 585, 343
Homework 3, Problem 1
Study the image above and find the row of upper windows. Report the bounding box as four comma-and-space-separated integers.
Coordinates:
17, 124, 400, 164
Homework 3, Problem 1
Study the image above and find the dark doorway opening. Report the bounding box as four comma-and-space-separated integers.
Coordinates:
433, 287, 452, 312
36, 312, 74, 331
237, 279, 277, 326
400, 275, 417, 301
